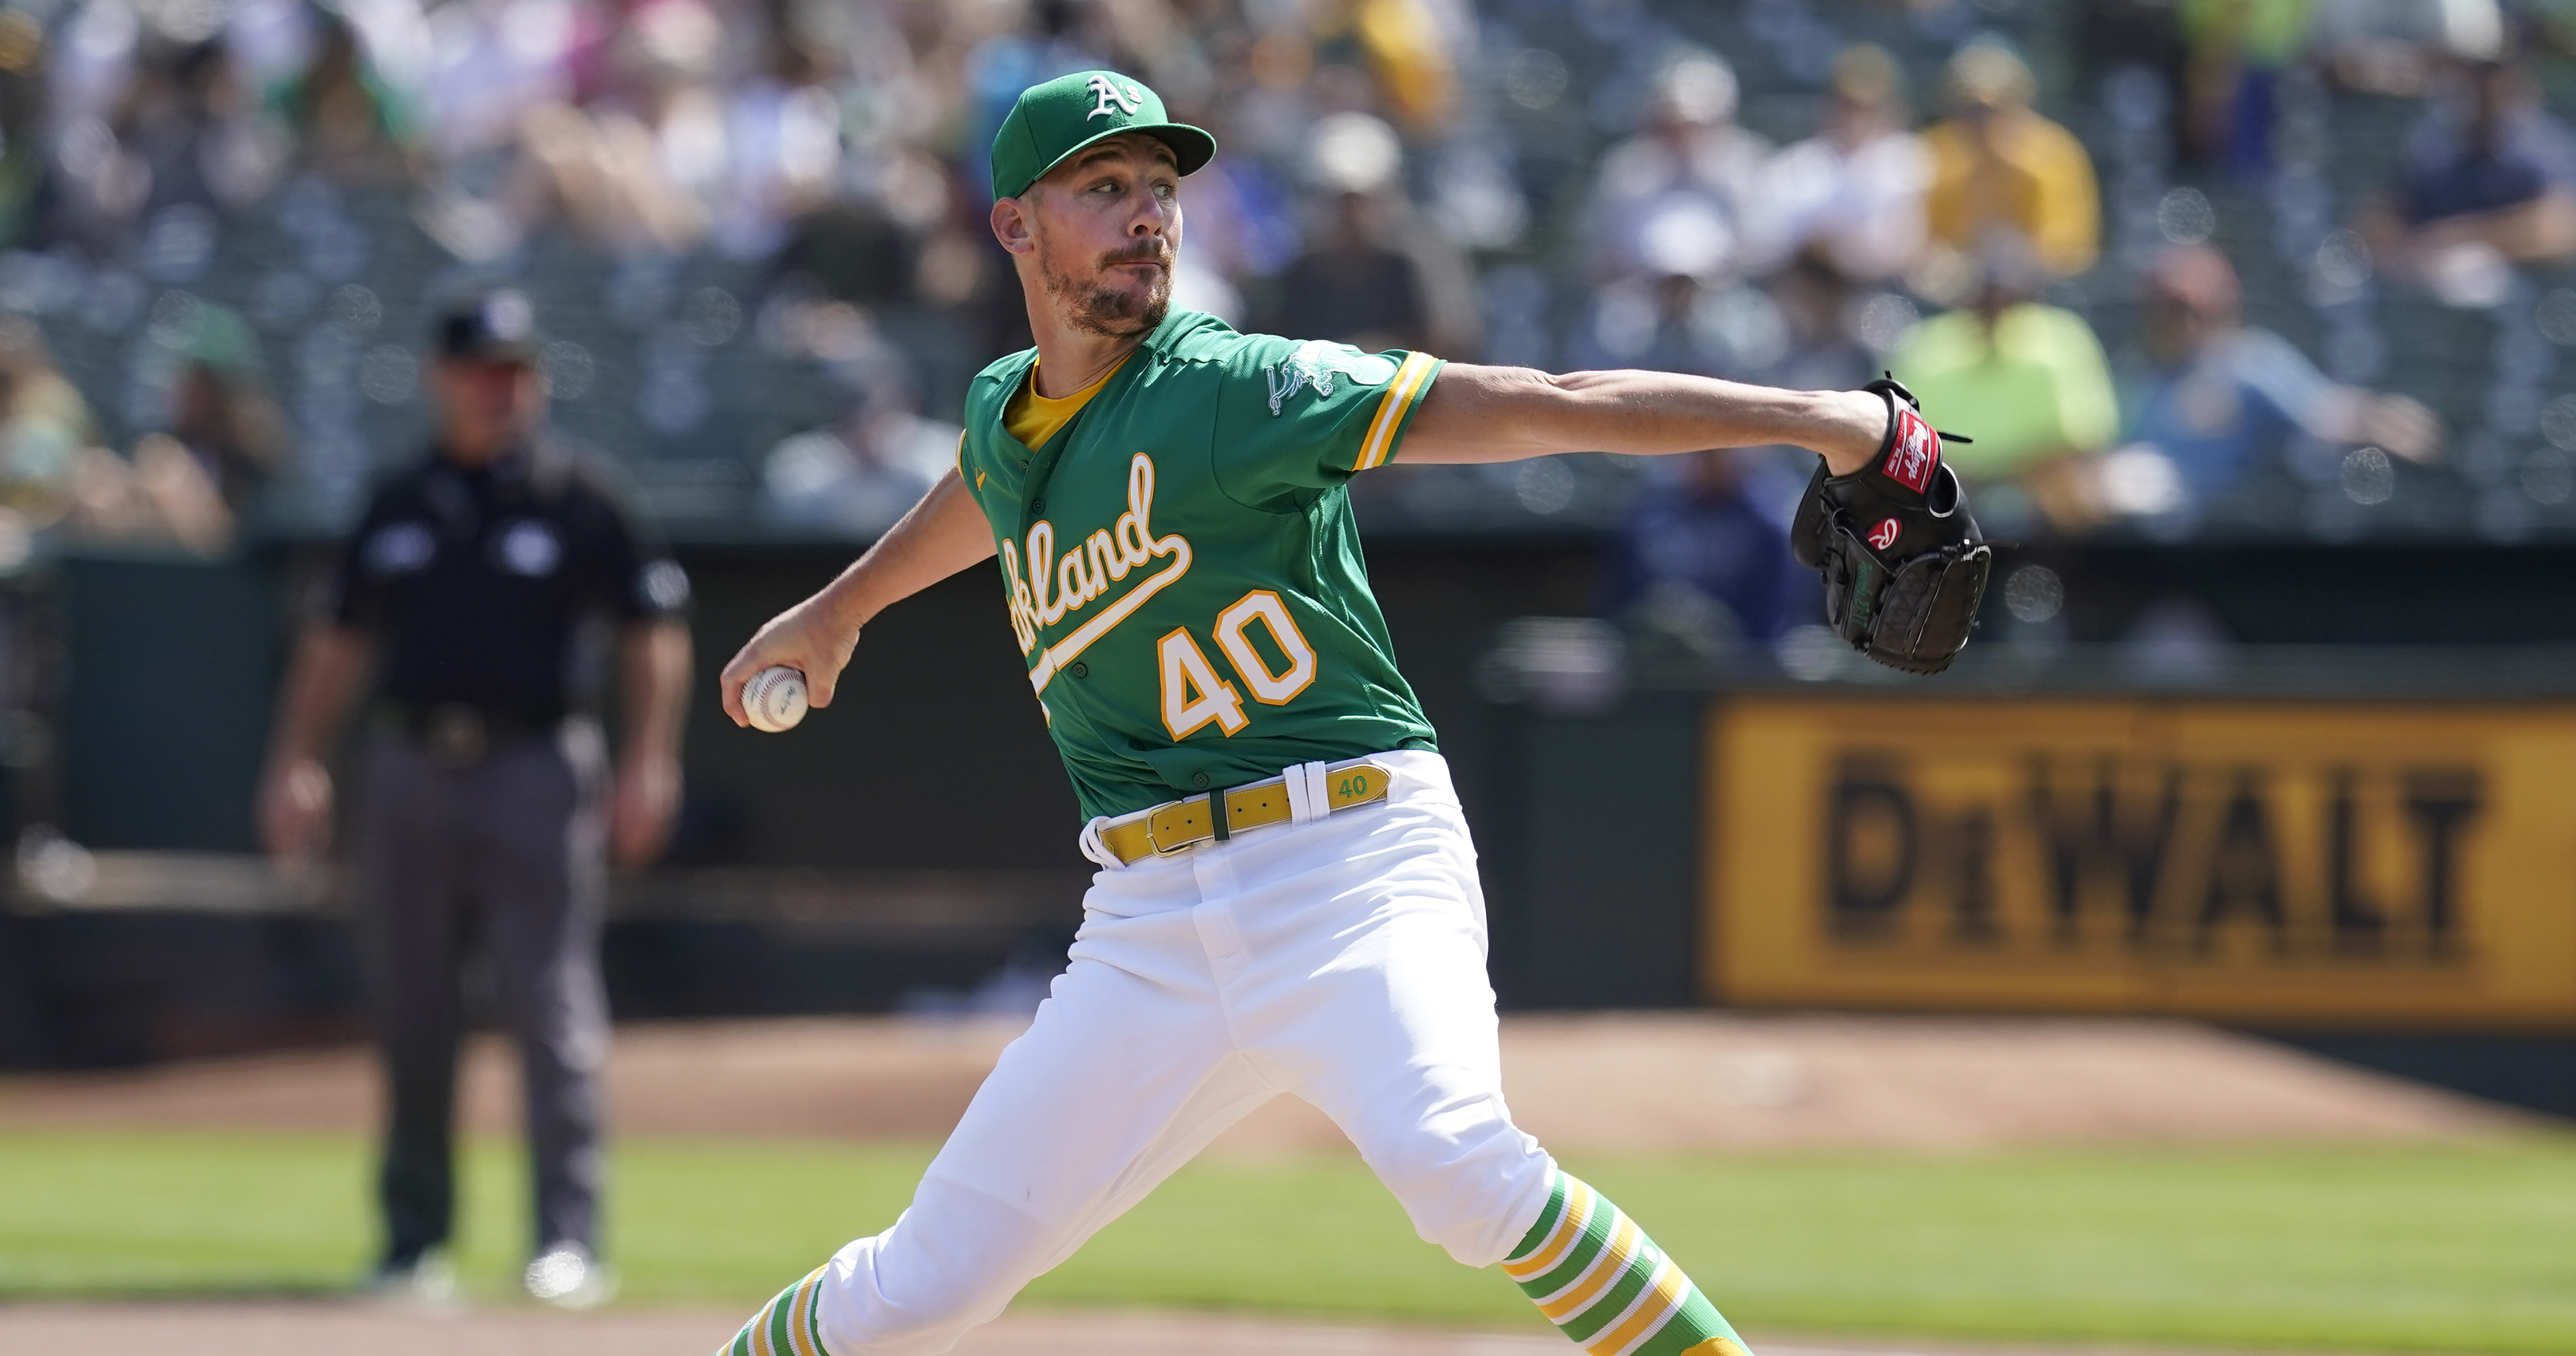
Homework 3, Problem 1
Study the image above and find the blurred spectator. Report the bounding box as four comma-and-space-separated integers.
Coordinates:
66, 306, 286, 556
1569, 216, 1788, 382
772, 173, 944, 312
2114, 243, 2438, 507
1748, 44, 1929, 284
1764, 250, 1880, 393
42, 5, 146, 251
0, 318, 94, 526
422, 0, 582, 163
1921, 41, 2100, 287
760, 416, 945, 535
1310, 0, 1457, 134
2076, 1, 2191, 152
1599, 447, 1806, 656
714, 31, 843, 260
2178, 0, 2313, 175
270, 7, 417, 186
115, 37, 288, 221
1890, 237, 2118, 529
2357, 57, 2576, 302
512, 0, 730, 256
0, 12, 47, 245
5, 0, 2523, 555
163, 303, 289, 511
2311, 0, 2506, 96
69, 432, 235, 556
760, 322, 960, 534
1263, 111, 1477, 359
1583, 52, 1771, 287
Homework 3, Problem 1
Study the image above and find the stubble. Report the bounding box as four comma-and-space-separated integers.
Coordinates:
1037, 235, 1174, 339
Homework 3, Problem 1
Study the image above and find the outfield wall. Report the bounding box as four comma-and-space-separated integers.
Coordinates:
7, 536, 2576, 1073
1706, 697, 2576, 1032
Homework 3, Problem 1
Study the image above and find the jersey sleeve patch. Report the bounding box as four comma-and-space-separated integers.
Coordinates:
1210, 336, 1438, 502
1264, 340, 1398, 414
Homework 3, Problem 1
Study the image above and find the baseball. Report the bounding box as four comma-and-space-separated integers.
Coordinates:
742, 665, 809, 733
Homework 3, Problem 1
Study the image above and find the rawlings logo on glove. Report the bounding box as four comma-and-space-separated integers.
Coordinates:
1790, 376, 1991, 675
1882, 407, 1939, 494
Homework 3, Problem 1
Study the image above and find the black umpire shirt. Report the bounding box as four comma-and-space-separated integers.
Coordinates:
331, 441, 688, 718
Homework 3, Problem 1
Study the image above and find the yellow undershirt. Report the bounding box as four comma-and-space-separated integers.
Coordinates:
1004, 353, 1131, 452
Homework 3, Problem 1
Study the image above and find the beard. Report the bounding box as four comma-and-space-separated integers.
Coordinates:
1037, 237, 1174, 338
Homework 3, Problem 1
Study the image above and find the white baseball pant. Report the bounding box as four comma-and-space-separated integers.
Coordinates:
807, 750, 1558, 1355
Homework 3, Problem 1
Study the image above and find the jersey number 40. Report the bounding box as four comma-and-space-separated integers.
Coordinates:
1157, 589, 1318, 739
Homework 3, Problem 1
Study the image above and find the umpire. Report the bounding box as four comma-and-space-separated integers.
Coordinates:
257, 290, 691, 1307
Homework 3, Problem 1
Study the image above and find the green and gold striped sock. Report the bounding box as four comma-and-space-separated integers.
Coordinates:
1500, 1172, 1752, 1356
715, 1263, 832, 1356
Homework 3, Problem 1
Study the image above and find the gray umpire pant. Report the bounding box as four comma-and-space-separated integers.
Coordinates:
357, 719, 611, 1265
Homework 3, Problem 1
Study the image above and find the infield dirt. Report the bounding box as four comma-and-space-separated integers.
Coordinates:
0, 1011, 2521, 1151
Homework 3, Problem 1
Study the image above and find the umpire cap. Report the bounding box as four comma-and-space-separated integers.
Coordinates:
437, 288, 541, 365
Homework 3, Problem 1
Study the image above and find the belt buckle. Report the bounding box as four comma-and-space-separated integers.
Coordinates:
1142, 795, 1206, 857
423, 704, 488, 768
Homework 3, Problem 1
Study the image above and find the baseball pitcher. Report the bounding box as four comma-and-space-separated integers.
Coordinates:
713, 70, 1984, 1356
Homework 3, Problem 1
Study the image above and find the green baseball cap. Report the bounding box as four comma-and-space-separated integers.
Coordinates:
990, 70, 1216, 201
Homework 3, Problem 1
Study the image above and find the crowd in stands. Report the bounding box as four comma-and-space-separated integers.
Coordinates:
0, 0, 2567, 651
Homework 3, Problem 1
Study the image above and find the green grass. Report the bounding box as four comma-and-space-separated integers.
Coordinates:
2, 1130, 2573, 1353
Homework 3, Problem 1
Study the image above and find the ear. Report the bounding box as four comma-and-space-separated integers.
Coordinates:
990, 193, 1037, 257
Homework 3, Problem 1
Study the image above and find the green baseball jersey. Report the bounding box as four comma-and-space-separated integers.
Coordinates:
959, 310, 1445, 820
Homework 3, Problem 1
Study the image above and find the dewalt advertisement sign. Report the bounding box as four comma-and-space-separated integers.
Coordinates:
1706, 698, 2576, 1029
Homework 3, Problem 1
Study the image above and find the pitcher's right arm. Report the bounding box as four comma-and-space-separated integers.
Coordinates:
718, 468, 997, 726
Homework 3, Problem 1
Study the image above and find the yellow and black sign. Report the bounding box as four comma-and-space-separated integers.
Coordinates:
1706, 698, 2576, 1030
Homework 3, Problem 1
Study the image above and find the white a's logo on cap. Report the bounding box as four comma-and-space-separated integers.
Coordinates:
1085, 74, 1144, 120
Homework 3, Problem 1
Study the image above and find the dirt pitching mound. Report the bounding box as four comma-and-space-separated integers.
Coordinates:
0, 1011, 2521, 1152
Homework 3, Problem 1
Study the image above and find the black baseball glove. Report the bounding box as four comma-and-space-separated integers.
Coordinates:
1790, 376, 1991, 675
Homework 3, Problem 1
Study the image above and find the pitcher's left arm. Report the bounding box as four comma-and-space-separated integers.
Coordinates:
1400, 364, 1891, 475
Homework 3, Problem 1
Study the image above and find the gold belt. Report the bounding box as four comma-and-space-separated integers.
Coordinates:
1099, 762, 1392, 865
